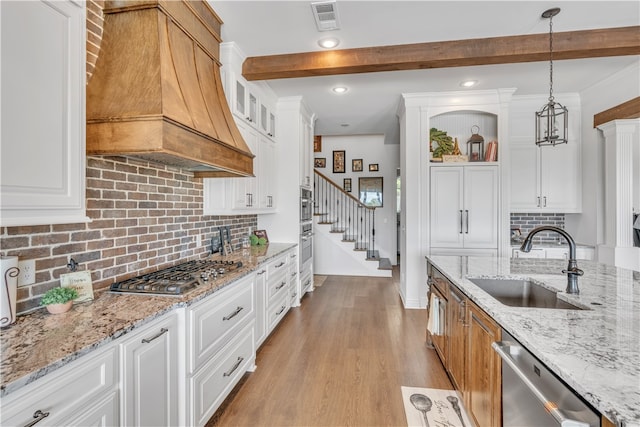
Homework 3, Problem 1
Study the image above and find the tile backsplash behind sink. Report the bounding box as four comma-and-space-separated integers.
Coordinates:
510, 213, 565, 243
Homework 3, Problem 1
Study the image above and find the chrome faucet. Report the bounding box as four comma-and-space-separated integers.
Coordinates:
520, 226, 584, 294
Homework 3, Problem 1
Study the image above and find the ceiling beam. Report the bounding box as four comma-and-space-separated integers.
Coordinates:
593, 97, 640, 128
242, 26, 640, 81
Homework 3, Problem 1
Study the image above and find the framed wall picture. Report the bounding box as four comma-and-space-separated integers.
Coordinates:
314, 157, 326, 168
314, 135, 322, 152
352, 159, 363, 172
369, 163, 379, 172
343, 178, 352, 192
359, 177, 383, 207
333, 150, 345, 173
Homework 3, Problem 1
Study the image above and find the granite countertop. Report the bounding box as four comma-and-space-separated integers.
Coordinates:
426, 255, 640, 427
0, 242, 296, 398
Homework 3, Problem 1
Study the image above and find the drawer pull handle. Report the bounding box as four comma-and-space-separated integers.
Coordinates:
275, 262, 285, 268
257, 269, 266, 275
276, 282, 286, 290
276, 305, 286, 315
223, 306, 244, 321
304, 279, 311, 286
141, 328, 168, 344
24, 410, 49, 427
223, 357, 244, 377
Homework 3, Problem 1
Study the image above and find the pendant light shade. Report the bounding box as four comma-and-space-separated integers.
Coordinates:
536, 8, 568, 147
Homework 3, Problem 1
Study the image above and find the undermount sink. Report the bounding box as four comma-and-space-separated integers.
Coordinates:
468, 278, 583, 310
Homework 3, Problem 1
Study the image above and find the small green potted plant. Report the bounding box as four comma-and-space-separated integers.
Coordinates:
40, 287, 78, 314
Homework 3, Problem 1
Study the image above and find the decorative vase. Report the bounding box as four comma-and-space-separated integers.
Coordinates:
46, 301, 73, 315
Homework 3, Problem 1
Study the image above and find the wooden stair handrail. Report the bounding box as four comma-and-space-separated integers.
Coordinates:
314, 169, 376, 211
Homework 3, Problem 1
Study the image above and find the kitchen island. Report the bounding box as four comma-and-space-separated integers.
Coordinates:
427, 255, 640, 427
0, 243, 296, 398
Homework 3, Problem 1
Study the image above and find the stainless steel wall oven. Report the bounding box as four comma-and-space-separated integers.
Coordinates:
300, 188, 312, 222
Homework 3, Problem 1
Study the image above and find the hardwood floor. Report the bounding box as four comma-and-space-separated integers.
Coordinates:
208, 272, 452, 427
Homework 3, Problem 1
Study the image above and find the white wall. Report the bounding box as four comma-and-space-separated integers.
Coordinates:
565, 60, 640, 248
313, 134, 399, 264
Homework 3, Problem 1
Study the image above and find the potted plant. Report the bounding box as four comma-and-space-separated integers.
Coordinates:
40, 287, 78, 314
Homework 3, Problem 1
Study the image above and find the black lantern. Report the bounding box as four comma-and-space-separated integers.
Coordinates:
467, 125, 485, 162
535, 8, 568, 146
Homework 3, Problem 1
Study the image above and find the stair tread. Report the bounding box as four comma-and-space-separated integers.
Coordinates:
378, 258, 393, 270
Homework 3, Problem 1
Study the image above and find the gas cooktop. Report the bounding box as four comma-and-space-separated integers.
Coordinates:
110, 259, 243, 296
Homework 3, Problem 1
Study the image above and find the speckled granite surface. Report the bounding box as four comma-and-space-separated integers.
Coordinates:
427, 255, 640, 427
0, 243, 296, 398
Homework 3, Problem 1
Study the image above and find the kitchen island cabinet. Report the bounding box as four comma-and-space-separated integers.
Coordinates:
427, 262, 501, 426
426, 255, 640, 427
466, 301, 501, 427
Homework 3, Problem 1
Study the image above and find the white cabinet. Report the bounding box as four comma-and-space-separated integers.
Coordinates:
254, 266, 268, 347
185, 274, 256, 427
189, 323, 254, 427
289, 251, 299, 307
510, 141, 581, 212
512, 248, 546, 258
430, 165, 499, 251
0, 0, 89, 227
0, 345, 118, 426
509, 95, 581, 213
300, 257, 313, 298
258, 135, 276, 209
265, 252, 291, 333
205, 43, 280, 214
512, 246, 595, 260
120, 311, 181, 427
232, 74, 258, 126
231, 121, 260, 209
300, 118, 314, 188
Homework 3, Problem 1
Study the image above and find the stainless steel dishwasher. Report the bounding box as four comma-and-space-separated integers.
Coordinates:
492, 329, 600, 427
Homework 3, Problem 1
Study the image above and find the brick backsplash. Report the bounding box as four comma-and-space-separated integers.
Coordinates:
86, 0, 104, 83
510, 213, 566, 243
0, 156, 256, 315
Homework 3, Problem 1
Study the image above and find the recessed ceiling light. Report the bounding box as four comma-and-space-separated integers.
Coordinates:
333, 86, 348, 94
318, 37, 340, 49
460, 80, 478, 88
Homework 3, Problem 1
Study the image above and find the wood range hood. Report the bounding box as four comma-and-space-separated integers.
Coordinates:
86, 0, 254, 178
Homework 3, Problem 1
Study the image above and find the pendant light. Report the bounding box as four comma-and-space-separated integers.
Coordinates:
535, 8, 568, 146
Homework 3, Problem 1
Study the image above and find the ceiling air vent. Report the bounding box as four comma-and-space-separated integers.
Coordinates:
311, 1, 340, 31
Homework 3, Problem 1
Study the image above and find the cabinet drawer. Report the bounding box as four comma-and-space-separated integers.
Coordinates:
266, 254, 288, 276
189, 323, 255, 427
188, 275, 254, 374
267, 295, 289, 332
267, 269, 289, 304
65, 390, 119, 427
0, 345, 117, 426
429, 264, 449, 296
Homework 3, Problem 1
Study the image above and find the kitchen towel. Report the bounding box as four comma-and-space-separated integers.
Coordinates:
402, 386, 472, 427
1, 256, 19, 327
426, 293, 440, 336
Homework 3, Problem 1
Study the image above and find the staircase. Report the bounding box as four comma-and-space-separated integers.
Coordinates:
313, 170, 392, 277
